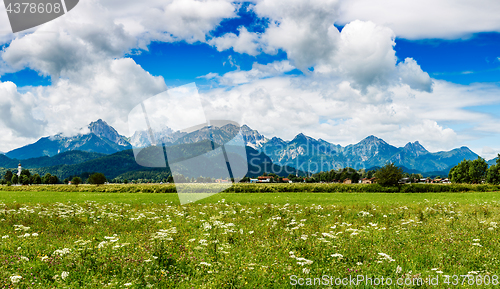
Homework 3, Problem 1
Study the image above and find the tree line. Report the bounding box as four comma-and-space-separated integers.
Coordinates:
1, 169, 108, 186
449, 155, 500, 184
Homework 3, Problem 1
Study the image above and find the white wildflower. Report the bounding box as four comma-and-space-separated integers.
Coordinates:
331, 253, 343, 258
53, 248, 71, 256
396, 265, 402, 274
358, 211, 372, 217
98, 241, 108, 248
202, 222, 212, 230
10, 275, 22, 283
14, 225, 30, 231
61, 271, 69, 280
296, 257, 313, 266
20, 256, 29, 261
302, 268, 310, 274
151, 228, 177, 240
378, 253, 395, 262
200, 262, 211, 266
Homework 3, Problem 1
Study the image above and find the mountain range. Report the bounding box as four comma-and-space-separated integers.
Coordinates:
1, 119, 490, 177
258, 133, 480, 173
6, 120, 131, 159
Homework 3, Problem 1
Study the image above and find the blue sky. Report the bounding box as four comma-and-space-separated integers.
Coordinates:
2, 32, 499, 88
2, 2, 499, 88
0, 0, 500, 159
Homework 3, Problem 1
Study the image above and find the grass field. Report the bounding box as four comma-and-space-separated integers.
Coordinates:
0, 188, 499, 288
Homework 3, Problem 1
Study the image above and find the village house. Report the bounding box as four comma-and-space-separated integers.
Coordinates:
361, 178, 376, 184
257, 176, 273, 183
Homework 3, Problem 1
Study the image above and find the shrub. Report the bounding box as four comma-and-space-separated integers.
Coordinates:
72, 177, 82, 186
88, 173, 107, 185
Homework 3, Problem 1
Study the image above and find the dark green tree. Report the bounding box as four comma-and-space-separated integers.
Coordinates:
486, 154, 500, 184
32, 174, 42, 185
374, 163, 404, 186
450, 157, 488, 184
449, 160, 471, 183
11, 174, 18, 184
48, 175, 59, 184
20, 169, 31, 179
20, 175, 30, 185
42, 173, 52, 184
468, 157, 488, 184
4, 170, 13, 182
88, 173, 106, 185
174, 175, 186, 183
71, 177, 82, 186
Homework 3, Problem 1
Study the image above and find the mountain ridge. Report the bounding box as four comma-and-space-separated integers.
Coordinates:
6, 119, 131, 159
3, 120, 489, 174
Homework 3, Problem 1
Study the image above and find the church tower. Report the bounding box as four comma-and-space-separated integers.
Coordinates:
17, 163, 22, 177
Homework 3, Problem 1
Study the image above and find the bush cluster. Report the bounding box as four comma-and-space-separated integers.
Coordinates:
2, 183, 500, 193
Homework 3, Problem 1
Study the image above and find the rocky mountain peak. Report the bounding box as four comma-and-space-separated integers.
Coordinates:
361, 135, 385, 144
404, 141, 428, 153
88, 119, 128, 146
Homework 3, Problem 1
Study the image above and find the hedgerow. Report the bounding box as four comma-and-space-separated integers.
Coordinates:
2, 183, 500, 193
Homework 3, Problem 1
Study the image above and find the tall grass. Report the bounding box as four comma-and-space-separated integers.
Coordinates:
0, 200, 499, 287
2, 183, 500, 194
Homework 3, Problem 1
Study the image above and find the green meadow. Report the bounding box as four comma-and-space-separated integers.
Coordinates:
0, 186, 499, 288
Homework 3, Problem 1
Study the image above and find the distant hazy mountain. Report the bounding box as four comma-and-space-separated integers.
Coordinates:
130, 123, 268, 149
0, 151, 105, 169
6, 119, 131, 159
129, 125, 187, 148
31, 145, 304, 180
2, 119, 489, 174
259, 133, 480, 173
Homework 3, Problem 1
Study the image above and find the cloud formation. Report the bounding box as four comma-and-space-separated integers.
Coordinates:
0, 0, 499, 159
336, 0, 500, 39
